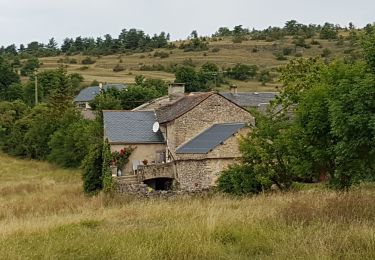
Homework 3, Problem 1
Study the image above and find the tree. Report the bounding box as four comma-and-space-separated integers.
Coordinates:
362, 26, 375, 73
82, 142, 103, 194
0, 56, 20, 100
175, 66, 201, 92
320, 22, 338, 40
20, 57, 40, 76
48, 119, 101, 168
227, 64, 258, 80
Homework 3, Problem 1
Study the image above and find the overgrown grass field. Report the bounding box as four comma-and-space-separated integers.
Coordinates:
1, 153, 374, 259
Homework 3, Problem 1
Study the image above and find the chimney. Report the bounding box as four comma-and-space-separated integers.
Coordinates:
230, 84, 238, 94
168, 83, 185, 101
99, 82, 103, 90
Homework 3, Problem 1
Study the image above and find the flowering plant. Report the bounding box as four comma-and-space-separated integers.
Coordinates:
111, 147, 134, 169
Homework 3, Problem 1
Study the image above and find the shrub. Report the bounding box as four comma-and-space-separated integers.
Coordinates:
211, 47, 220, 53
182, 58, 195, 67
321, 48, 332, 58
154, 51, 169, 59
258, 70, 272, 85
82, 143, 103, 194
69, 59, 77, 64
217, 164, 265, 195
227, 64, 258, 80
282, 47, 293, 56
81, 56, 96, 65
251, 47, 259, 53
113, 64, 125, 72
79, 66, 89, 70
274, 52, 287, 61
310, 39, 320, 45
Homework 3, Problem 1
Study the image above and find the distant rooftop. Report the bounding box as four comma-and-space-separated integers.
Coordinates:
103, 111, 164, 144
74, 84, 127, 102
176, 123, 246, 154
220, 92, 277, 107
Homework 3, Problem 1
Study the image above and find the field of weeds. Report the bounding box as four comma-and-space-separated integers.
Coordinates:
0, 153, 374, 259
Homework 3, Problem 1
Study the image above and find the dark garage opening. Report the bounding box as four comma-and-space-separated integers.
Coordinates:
144, 178, 173, 191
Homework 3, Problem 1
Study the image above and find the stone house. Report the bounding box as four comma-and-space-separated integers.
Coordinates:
74, 83, 126, 109
103, 89, 254, 191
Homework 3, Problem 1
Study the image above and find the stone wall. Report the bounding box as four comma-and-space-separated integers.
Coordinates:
167, 94, 254, 158
138, 162, 174, 181
176, 160, 212, 191
111, 143, 166, 174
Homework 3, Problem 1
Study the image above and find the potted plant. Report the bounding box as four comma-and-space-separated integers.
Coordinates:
142, 159, 148, 165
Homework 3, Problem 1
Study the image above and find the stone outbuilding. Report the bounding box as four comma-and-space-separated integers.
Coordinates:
103, 91, 255, 191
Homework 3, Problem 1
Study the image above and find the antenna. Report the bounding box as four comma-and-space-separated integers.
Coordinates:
152, 122, 160, 133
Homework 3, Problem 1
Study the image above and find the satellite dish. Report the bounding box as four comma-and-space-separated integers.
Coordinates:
152, 122, 160, 133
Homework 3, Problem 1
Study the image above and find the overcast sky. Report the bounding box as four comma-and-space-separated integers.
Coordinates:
0, 0, 374, 47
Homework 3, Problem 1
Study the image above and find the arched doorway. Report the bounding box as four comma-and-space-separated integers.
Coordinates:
143, 178, 173, 191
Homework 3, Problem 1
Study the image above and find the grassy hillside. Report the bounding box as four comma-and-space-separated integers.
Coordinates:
37, 36, 358, 92
1, 153, 375, 259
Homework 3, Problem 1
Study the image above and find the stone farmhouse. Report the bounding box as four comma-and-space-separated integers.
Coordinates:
103, 85, 259, 191
74, 83, 126, 109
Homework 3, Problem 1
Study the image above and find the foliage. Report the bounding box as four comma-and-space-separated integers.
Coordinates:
102, 139, 115, 193
48, 119, 101, 168
320, 23, 338, 40
227, 64, 258, 80
20, 57, 40, 76
81, 56, 96, 65
179, 31, 209, 52
217, 164, 266, 195
81, 142, 103, 194
0, 57, 20, 100
110, 147, 134, 170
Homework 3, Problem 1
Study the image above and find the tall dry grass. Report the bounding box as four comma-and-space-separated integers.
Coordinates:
0, 153, 374, 259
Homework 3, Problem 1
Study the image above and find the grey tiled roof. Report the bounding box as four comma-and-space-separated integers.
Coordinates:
176, 123, 246, 154
103, 111, 165, 144
220, 92, 277, 107
74, 84, 127, 102
155, 92, 213, 123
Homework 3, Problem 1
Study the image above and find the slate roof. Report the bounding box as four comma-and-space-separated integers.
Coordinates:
176, 123, 246, 154
155, 92, 213, 123
220, 92, 277, 107
74, 84, 127, 102
103, 111, 165, 144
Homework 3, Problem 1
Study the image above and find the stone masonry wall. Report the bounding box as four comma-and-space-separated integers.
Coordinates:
176, 160, 211, 191
167, 94, 254, 159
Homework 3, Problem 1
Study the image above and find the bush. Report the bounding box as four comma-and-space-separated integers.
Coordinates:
182, 58, 195, 67
274, 52, 287, 61
113, 64, 125, 72
227, 63, 258, 80
321, 48, 332, 58
82, 143, 103, 194
310, 39, 320, 45
153, 51, 169, 59
79, 66, 89, 70
258, 70, 272, 85
282, 47, 293, 56
217, 164, 266, 195
69, 59, 77, 64
211, 47, 220, 53
81, 57, 96, 65
295, 52, 303, 57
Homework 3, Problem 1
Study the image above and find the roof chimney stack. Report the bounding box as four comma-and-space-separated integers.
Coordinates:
168, 83, 185, 101
230, 84, 238, 94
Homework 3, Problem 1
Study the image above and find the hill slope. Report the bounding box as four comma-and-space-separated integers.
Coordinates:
38, 36, 359, 92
